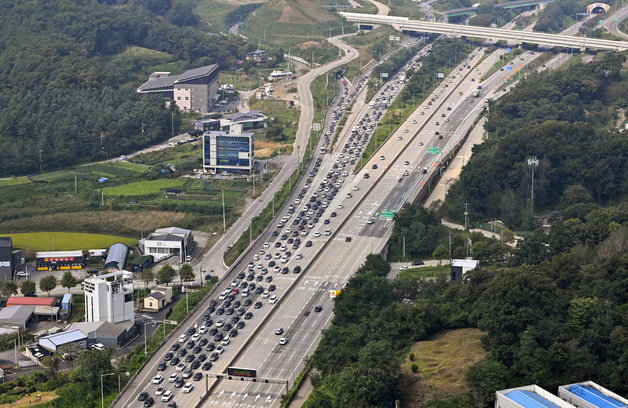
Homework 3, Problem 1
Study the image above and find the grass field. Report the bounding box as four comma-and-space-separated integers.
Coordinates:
403, 328, 486, 400
0, 390, 57, 408
102, 179, 189, 196
0, 177, 31, 188
7, 232, 137, 251
400, 265, 449, 280
80, 161, 148, 179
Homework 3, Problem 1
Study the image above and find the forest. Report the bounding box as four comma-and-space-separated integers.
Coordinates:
443, 53, 628, 228
0, 0, 244, 176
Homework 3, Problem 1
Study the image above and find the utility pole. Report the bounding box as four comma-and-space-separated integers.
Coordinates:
527, 156, 539, 224
464, 201, 470, 230
402, 236, 406, 261
222, 189, 226, 232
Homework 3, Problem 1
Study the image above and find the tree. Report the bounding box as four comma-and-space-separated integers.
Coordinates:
433, 244, 449, 265
40, 275, 57, 296
180, 263, 195, 282
466, 359, 508, 406
61, 271, 77, 292
140, 268, 155, 289
0, 280, 18, 298
157, 264, 176, 286
20, 279, 36, 296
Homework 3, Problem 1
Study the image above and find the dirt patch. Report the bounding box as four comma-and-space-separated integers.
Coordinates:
0, 390, 58, 408
255, 140, 284, 158
400, 328, 486, 407
278, 4, 312, 23
299, 40, 322, 49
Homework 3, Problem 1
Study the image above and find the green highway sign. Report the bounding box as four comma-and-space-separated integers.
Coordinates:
380, 209, 395, 219
427, 146, 440, 154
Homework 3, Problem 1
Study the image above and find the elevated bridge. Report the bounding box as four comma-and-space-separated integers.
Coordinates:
339, 12, 628, 51
444, 0, 554, 18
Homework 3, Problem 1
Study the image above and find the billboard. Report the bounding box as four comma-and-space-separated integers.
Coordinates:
227, 367, 257, 378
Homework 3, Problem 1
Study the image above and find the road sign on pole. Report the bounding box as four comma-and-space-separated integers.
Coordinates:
427, 146, 440, 154
380, 209, 395, 219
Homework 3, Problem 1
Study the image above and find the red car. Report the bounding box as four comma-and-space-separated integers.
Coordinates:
232, 288, 239, 294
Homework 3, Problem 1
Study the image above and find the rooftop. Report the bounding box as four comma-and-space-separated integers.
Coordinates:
227, 110, 266, 121
564, 384, 627, 408
506, 390, 561, 408
39, 330, 87, 352
7, 297, 56, 307
138, 64, 219, 93
36, 250, 83, 258
154, 227, 191, 236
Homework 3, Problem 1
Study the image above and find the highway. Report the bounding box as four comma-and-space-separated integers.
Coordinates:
339, 11, 628, 51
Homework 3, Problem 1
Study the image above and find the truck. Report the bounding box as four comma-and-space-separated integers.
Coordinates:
472, 88, 480, 98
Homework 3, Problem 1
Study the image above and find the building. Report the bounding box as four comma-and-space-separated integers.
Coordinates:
137, 64, 220, 113
84, 270, 134, 324
61, 293, 72, 314
194, 117, 222, 132
496, 385, 577, 408
450, 259, 479, 282
0, 305, 34, 331
143, 286, 173, 311
38, 330, 87, 353
104, 243, 129, 272
7, 296, 56, 308
35, 250, 85, 271
0, 237, 15, 280
224, 110, 267, 131
245, 49, 270, 65
139, 227, 193, 263
268, 70, 295, 82
559, 381, 628, 408
131, 255, 153, 273
202, 124, 255, 173
68, 320, 134, 348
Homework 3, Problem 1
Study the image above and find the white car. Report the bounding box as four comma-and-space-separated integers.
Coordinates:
314, 231, 321, 237
352, 185, 359, 191
295, 253, 303, 260
191, 333, 200, 341
152, 375, 163, 384
279, 337, 289, 345
263, 242, 270, 248
178, 335, 187, 343
400, 265, 409, 270
216, 345, 225, 354
198, 325, 207, 334
169, 373, 178, 383
182, 383, 193, 393
216, 319, 224, 328
221, 337, 230, 346
155, 386, 165, 396
161, 390, 173, 402
338, 203, 343, 209
176, 362, 186, 372
262, 290, 270, 299
269, 295, 277, 304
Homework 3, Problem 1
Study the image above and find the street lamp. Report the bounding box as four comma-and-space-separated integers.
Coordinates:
118, 371, 130, 393
527, 156, 539, 223
101, 372, 115, 408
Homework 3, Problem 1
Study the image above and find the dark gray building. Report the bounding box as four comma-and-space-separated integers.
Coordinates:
0, 237, 14, 280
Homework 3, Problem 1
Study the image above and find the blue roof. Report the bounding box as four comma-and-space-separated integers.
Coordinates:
567, 385, 627, 408
505, 390, 561, 408
62, 293, 72, 304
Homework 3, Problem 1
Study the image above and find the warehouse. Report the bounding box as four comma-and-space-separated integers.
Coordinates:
36, 250, 84, 271
104, 243, 129, 272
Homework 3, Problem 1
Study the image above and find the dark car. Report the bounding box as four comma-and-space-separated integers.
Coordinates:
185, 354, 195, 363
191, 360, 200, 370
174, 378, 184, 388
268, 284, 276, 292
209, 328, 218, 336
205, 342, 215, 352
177, 348, 187, 357
330, 212, 337, 217
236, 307, 246, 316
185, 341, 195, 349
197, 353, 207, 362
209, 352, 219, 362
230, 316, 240, 324
254, 302, 263, 309
158, 362, 167, 371
192, 346, 202, 354
222, 323, 232, 332
215, 308, 224, 315
193, 372, 203, 381
199, 338, 208, 346
170, 343, 180, 351
244, 312, 253, 320
293, 266, 302, 273
169, 357, 180, 366
314, 305, 323, 312
214, 333, 224, 342
265, 275, 273, 282
229, 329, 238, 337
138, 391, 149, 401
237, 321, 245, 329
225, 308, 234, 315
305, 241, 313, 247
243, 299, 252, 306
255, 286, 264, 294
143, 397, 154, 407
164, 352, 173, 361
202, 362, 213, 371
411, 260, 424, 266
187, 327, 196, 336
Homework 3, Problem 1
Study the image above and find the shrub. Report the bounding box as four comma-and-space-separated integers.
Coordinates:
409, 353, 415, 361
411, 364, 419, 373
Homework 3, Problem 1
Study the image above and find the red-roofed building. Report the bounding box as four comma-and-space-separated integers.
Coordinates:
7, 297, 56, 308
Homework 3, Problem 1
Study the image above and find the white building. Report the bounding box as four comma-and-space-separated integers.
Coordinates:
84, 270, 134, 324
496, 385, 576, 408
558, 381, 628, 408
138, 227, 193, 263
202, 124, 255, 174
450, 259, 480, 282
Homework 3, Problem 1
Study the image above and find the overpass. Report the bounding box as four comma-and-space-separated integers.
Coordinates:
444, 0, 554, 18
339, 12, 628, 51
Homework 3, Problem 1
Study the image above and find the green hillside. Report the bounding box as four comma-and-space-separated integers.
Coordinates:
240, 0, 354, 46
0, 0, 244, 177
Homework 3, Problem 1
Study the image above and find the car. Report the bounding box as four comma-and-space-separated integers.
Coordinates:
237, 321, 245, 329
305, 241, 312, 247
209, 352, 219, 362
363, 173, 370, 179
164, 352, 173, 361
215, 319, 224, 327
269, 295, 277, 304
176, 362, 186, 372
152, 375, 163, 384
161, 391, 173, 402
169, 373, 178, 383
345, 237, 352, 242
411, 260, 424, 266
182, 383, 193, 393
185, 354, 195, 363
177, 348, 186, 357
169, 357, 180, 366
279, 337, 289, 345
191, 360, 200, 370
221, 336, 230, 346
314, 305, 323, 312
275, 327, 284, 335
157, 362, 167, 371
372, 164, 378, 169
202, 361, 213, 371
182, 369, 192, 379
174, 378, 184, 388
193, 372, 203, 381
244, 312, 253, 320
143, 397, 155, 407
254, 301, 263, 309
155, 386, 165, 396
138, 391, 149, 401
178, 335, 187, 343
187, 327, 196, 336
199, 338, 208, 346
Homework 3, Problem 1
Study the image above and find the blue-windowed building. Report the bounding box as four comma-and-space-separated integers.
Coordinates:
202, 124, 254, 173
